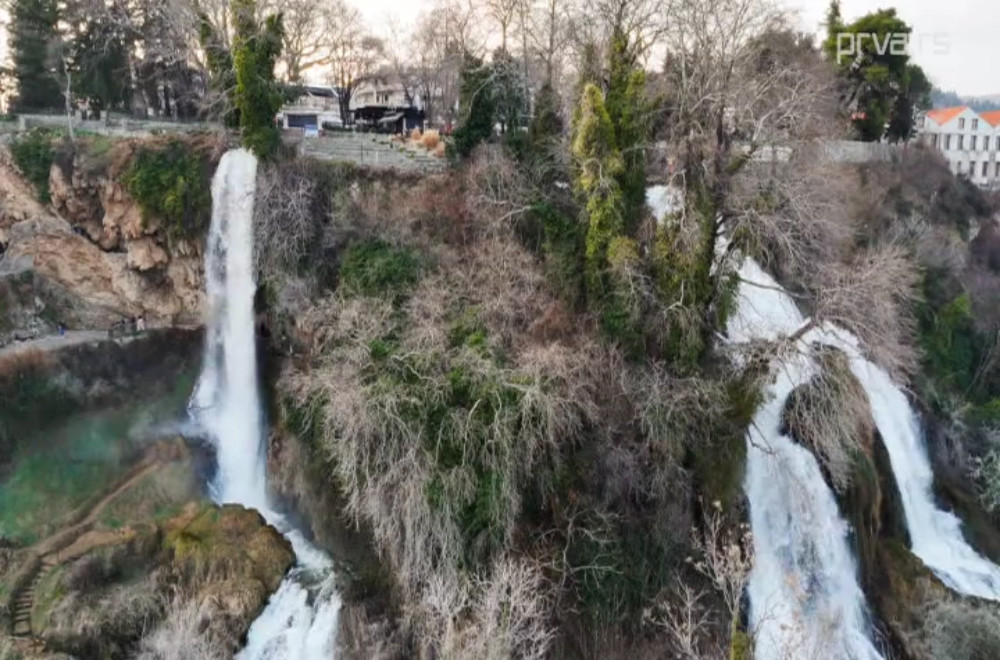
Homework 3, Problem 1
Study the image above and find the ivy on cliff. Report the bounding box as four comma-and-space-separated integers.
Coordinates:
123, 139, 212, 240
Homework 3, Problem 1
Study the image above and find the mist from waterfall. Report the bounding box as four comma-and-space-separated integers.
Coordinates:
191, 148, 341, 659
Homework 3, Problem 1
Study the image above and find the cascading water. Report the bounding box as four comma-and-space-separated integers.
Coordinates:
729, 260, 883, 660
191, 148, 341, 658
818, 330, 1000, 601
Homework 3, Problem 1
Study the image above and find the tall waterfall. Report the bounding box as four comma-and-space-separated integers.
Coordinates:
730, 260, 883, 660
191, 148, 342, 659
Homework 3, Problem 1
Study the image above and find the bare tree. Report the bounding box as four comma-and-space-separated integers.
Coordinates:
408, 0, 484, 124
326, 7, 383, 124
485, 0, 520, 50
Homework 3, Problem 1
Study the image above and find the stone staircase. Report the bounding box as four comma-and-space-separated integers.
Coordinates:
11, 555, 57, 637
298, 134, 446, 173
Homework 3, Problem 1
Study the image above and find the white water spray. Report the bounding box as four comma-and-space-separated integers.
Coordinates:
821, 332, 1000, 601
730, 260, 883, 660
192, 148, 342, 659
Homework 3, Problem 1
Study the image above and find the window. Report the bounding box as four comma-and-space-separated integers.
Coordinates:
971, 161, 976, 177
958, 135, 965, 150
997, 137, 1000, 151
972, 136, 978, 150
960, 118, 966, 129
996, 162, 1000, 178
945, 134, 952, 149
984, 161, 990, 177
957, 160, 964, 174
931, 134, 939, 148
973, 118, 980, 130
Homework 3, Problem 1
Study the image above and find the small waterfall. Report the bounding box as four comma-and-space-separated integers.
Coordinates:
730, 260, 883, 660
819, 332, 1000, 601
191, 148, 341, 658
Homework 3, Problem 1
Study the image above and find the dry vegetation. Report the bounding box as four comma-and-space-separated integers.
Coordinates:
261, 148, 756, 656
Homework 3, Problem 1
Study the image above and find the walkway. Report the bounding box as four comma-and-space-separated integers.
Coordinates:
0, 330, 108, 358
8, 456, 165, 639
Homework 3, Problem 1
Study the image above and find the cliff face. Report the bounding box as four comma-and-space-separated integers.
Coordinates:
0, 137, 218, 340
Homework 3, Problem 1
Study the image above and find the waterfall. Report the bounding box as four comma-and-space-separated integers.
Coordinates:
818, 332, 1000, 601
730, 260, 883, 660
731, 256, 1000, 655
191, 148, 342, 659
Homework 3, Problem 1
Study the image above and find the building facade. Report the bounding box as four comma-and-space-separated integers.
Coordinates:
918, 106, 1000, 189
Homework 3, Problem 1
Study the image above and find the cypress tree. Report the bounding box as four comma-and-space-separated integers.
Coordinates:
9, 0, 62, 111
571, 83, 623, 298
604, 27, 648, 235
450, 53, 495, 159
231, 0, 284, 159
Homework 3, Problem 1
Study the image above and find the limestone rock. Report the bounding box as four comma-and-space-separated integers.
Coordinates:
125, 237, 169, 271
100, 182, 150, 240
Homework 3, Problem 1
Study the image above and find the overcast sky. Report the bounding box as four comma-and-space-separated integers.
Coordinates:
354, 0, 998, 98
786, 0, 998, 97
0, 0, 993, 99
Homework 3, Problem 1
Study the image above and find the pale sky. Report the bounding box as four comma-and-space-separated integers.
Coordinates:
0, 0, 994, 98
785, 0, 999, 97
352, 0, 999, 98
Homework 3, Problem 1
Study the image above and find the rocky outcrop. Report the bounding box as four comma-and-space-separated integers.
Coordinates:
0, 138, 216, 331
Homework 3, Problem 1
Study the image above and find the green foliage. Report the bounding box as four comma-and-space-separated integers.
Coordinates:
825, 6, 931, 142
572, 83, 624, 300
604, 28, 649, 233
338, 239, 423, 301
364, 325, 544, 568
526, 81, 564, 176
10, 127, 56, 202
70, 15, 130, 114
123, 140, 212, 240
9, 0, 62, 111
533, 201, 584, 306
492, 47, 525, 135
450, 53, 496, 159
231, 0, 284, 159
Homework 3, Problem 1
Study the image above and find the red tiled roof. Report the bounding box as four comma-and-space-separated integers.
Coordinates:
926, 106, 967, 126
981, 111, 1000, 128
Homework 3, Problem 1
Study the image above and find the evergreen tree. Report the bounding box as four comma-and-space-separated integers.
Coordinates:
231, 0, 284, 159
825, 6, 930, 142
528, 80, 563, 173
571, 83, 623, 298
9, 0, 61, 111
71, 17, 130, 115
604, 27, 648, 235
450, 53, 495, 159
886, 63, 931, 143
492, 47, 524, 135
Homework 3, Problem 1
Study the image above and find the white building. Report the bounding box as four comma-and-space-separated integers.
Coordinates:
351, 73, 413, 110
918, 106, 1000, 189
279, 86, 342, 130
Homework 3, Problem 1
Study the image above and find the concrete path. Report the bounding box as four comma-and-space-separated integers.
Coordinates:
0, 330, 109, 358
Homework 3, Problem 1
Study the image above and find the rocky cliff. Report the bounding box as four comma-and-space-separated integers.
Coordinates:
0, 136, 222, 343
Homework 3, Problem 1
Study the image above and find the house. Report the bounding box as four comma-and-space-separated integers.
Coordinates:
351, 73, 413, 110
279, 86, 343, 131
918, 106, 1000, 188
350, 72, 426, 134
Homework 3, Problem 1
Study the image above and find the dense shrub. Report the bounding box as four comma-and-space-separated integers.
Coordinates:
338, 239, 423, 301
123, 140, 212, 240
10, 127, 56, 202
